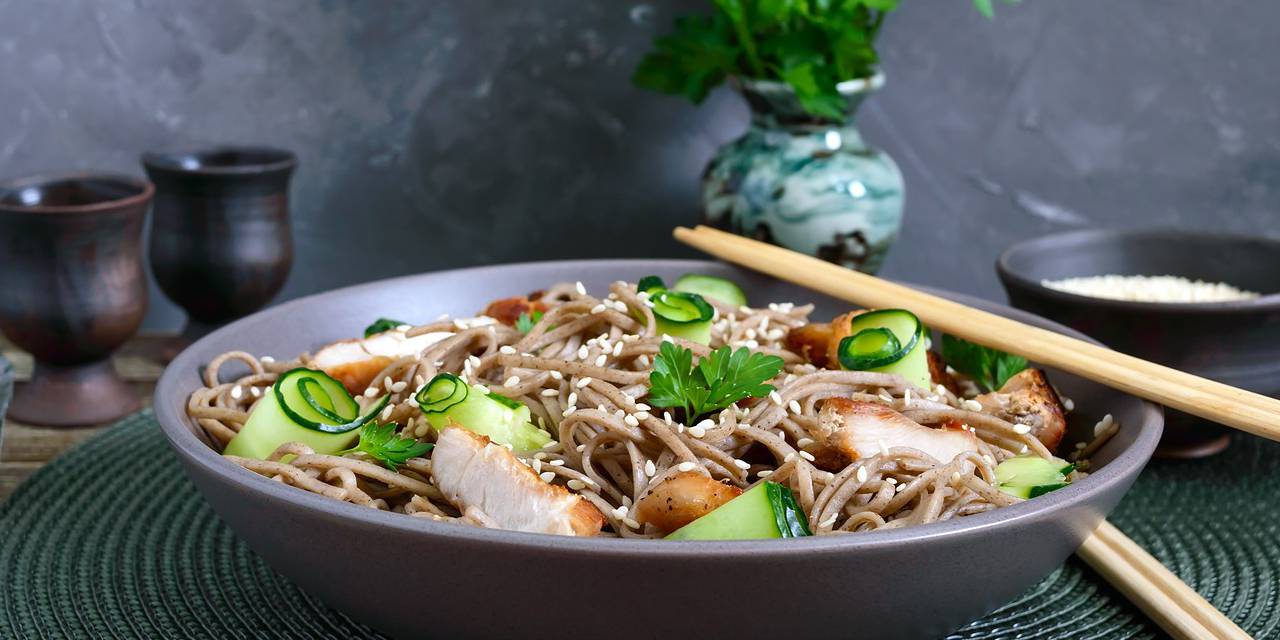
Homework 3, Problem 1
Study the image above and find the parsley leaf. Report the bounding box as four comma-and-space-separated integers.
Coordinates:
515, 310, 544, 335
363, 317, 406, 338
343, 422, 433, 471
939, 334, 1028, 392
648, 341, 785, 421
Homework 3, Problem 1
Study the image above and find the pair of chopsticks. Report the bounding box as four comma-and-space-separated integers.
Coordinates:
675, 225, 1261, 640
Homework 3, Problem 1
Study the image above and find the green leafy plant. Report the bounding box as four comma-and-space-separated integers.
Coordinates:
343, 422, 434, 471
634, 0, 1018, 121
363, 317, 407, 338
939, 334, 1027, 392
515, 310, 544, 335
648, 341, 785, 422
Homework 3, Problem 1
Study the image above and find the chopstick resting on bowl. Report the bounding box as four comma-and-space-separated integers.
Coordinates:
674, 225, 1280, 442
675, 224, 1256, 640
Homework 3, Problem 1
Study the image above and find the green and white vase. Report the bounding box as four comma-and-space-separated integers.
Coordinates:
702, 73, 904, 274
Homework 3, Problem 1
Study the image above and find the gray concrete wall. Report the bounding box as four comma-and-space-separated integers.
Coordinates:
1, 1, 1276, 329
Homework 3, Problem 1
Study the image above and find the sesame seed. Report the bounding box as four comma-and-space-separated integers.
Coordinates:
820, 514, 838, 529
230, 385, 243, 399
614, 409, 625, 418
1019, 444, 1029, 454
576, 345, 590, 360
565, 391, 577, 406
739, 306, 753, 314
591, 304, 607, 314
567, 479, 586, 490
784, 452, 797, 463
594, 354, 608, 367
877, 439, 890, 456
550, 370, 563, 380
612, 341, 623, 356
633, 411, 650, 421
1063, 397, 1075, 411
562, 407, 576, 417
576, 444, 587, 452
757, 470, 773, 478
885, 477, 897, 485
676, 461, 697, 473
540, 388, 559, 397
549, 459, 564, 466
896, 483, 907, 493
856, 466, 869, 483
644, 460, 656, 477
613, 505, 628, 517
634, 403, 650, 412
499, 345, 517, 355
531, 459, 542, 473
770, 391, 783, 406
575, 281, 586, 295
733, 459, 750, 470
951, 471, 962, 484
596, 404, 606, 411
576, 377, 592, 388
391, 381, 407, 393
797, 437, 814, 448
1013, 423, 1032, 435
661, 334, 674, 343
935, 384, 948, 396
788, 400, 802, 414
624, 414, 640, 427
380, 405, 394, 420
260, 356, 275, 364
453, 319, 468, 330
249, 386, 262, 397
663, 411, 673, 424
623, 517, 641, 529
904, 389, 912, 404
963, 399, 983, 412
799, 451, 816, 462
540, 472, 556, 483
467, 355, 481, 368
534, 452, 548, 460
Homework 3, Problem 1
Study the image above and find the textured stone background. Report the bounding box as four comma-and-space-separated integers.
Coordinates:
1, 0, 1277, 329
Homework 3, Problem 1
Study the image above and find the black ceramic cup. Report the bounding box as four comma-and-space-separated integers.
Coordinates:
997, 228, 1280, 458
142, 147, 296, 352
0, 173, 152, 426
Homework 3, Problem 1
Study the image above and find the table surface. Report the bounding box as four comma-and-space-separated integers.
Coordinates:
0, 334, 167, 504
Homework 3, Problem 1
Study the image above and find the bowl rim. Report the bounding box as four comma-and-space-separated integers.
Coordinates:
0, 172, 155, 215
155, 258, 1163, 559
141, 146, 298, 176
997, 228, 1280, 314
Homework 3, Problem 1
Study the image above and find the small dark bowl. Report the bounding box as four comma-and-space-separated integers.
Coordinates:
998, 228, 1280, 457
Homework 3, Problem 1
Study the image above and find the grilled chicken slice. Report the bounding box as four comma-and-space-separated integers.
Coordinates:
311, 329, 451, 395
811, 399, 980, 470
927, 351, 962, 395
973, 369, 1067, 450
431, 428, 604, 536
634, 471, 743, 535
482, 294, 549, 327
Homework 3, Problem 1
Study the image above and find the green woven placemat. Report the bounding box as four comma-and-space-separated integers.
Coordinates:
1, 411, 1277, 639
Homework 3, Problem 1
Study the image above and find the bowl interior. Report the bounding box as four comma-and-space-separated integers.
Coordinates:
143, 147, 296, 174
155, 259, 1162, 553
1000, 229, 1280, 298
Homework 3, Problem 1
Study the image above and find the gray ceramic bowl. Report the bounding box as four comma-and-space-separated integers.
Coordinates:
154, 260, 1162, 640
997, 228, 1280, 457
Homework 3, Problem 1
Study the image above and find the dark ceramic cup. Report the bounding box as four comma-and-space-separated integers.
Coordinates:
142, 147, 296, 349
997, 228, 1280, 458
0, 173, 152, 426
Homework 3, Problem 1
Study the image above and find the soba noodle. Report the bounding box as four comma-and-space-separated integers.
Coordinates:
187, 280, 1099, 537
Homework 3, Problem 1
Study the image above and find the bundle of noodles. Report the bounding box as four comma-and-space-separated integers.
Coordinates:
187, 279, 1110, 538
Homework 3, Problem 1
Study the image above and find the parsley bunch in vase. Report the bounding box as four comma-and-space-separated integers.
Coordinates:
634, 0, 1017, 274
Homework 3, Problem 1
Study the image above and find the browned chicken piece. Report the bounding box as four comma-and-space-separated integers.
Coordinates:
431, 428, 604, 536
809, 398, 981, 470
973, 369, 1067, 450
823, 310, 866, 368
311, 329, 452, 395
634, 471, 743, 535
927, 351, 962, 395
784, 322, 834, 368
482, 294, 549, 327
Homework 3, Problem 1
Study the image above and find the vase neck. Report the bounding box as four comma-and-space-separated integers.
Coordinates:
737, 73, 882, 129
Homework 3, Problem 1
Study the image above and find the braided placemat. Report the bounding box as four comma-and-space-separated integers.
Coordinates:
1, 412, 1276, 639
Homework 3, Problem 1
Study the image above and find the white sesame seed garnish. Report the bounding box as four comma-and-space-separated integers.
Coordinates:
562, 407, 576, 417
591, 304, 607, 314
531, 459, 543, 473
963, 399, 983, 412
788, 400, 802, 414
612, 505, 628, 518
663, 411, 673, 425
567, 479, 586, 490
540, 471, 556, 483
260, 356, 275, 364
1013, 423, 1032, 435
855, 466, 868, 483
499, 345, 517, 355
799, 451, 816, 462
797, 437, 814, 448
903, 389, 912, 404
612, 341, 623, 356
1063, 397, 1075, 411
784, 452, 797, 463
1094, 414, 1114, 437
576, 377, 592, 388
624, 414, 640, 427
230, 385, 243, 399
634, 403, 650, 412
575, 281, 586, 295
576, 444, 587, 452
453, 319, 468, 330
896, 483, 908, 493
249, 386, 262, 397
733, 459, 751, 470
633, 411, 650, 421
540, 388, 559, 397
1019, 444, 1029, 454
951, 471, 962, 484
594, 354, 608, 367
390, 381, 407, 393
623, 517, 641, 529
576, 345, 589, 360
757, 469, 773, 478
363, 387, 378, 398
770, 391, 783, 406
885, 477, 897, 485
550, 370, 563, 380
467, 355, 482, 368
614, 409, 626, 418
661, 334, 674, 343
676, 461, 697, 473
549, 459, 564, 466
379, 405, 394, 420
644, 460, 657, 477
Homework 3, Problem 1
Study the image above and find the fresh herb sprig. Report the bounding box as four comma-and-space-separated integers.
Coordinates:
363, 317, 407, 338
634, 0, 1018, 121
648, 341, 785, 422
515, 310, 544, 335
343, 423, 433, 471
939, 334, 1027, 392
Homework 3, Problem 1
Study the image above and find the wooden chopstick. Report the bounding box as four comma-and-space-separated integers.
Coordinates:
674, 225, 1280, 442
675, 225, 1255, 639
1078, 522, 1251, 640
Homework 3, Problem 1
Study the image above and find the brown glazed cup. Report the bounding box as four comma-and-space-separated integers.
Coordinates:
0, 173, 152, 426
142, 147, 295, 350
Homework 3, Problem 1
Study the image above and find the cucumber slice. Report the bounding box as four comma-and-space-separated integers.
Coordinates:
837, 327, 903, 370
223, 368, 386, 459
650, 290, 715, 345
838, 309, 932, 390
637, 275, 666, 295
994, 454, 1072, 500
666, 482, 812, 540
363, 317, 406, 338
673, 273, 748, 307
415, 374, 552, 451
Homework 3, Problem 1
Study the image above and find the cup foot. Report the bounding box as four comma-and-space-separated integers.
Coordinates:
8, 361, 141, 427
